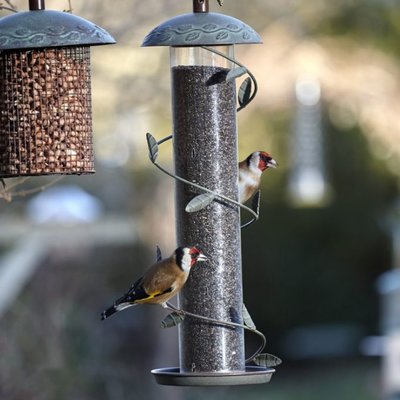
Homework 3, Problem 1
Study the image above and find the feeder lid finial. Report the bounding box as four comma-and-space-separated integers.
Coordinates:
29, 0, 45, 11
193, 0, 209, 13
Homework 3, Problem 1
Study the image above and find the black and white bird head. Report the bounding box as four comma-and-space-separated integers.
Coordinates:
175, 246, 207, 272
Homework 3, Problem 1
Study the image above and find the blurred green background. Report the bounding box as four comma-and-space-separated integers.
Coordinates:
1, 0, 400, 399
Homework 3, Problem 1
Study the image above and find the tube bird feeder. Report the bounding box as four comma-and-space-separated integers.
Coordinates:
0, 0, 115, 177
143, 0, 274, 386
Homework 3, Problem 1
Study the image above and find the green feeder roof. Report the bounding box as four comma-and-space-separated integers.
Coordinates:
0, 10, 115, 50
142, 12, 262, 47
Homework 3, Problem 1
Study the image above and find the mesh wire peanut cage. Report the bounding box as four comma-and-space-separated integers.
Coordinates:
0, 3, 115, 177
0, 47, 93, 176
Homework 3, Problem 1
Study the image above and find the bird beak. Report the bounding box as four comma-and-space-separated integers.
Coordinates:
267, 158, 278, 168
197, 253, 208, 262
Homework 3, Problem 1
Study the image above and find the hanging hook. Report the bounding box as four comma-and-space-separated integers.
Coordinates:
29, 0, 45, 10
193, 0, 209, 13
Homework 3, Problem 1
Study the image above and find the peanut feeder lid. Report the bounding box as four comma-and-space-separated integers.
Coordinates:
0, 5, 115, 51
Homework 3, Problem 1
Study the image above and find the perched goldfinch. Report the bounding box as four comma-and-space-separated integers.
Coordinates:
239, 151, 277, 203
101, 246, 207, 320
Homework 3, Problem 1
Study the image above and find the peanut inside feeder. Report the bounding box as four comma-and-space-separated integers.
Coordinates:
0, 47, 93, 176
0, 2, 115, 177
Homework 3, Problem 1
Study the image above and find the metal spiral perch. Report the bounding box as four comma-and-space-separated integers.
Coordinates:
150, 247, 273, 366
146, 47, 261, 229
145, 45, 278, 367
143, 0, 280, 386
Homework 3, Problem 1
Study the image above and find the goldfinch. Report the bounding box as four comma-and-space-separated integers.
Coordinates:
101, 246, 207, 320
239, 151, 277, 203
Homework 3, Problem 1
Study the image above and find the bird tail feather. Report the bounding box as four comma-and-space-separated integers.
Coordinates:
101, 302, 135, 320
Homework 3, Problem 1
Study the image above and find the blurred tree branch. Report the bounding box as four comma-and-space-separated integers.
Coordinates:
0, 0, 17, 12
0, 177, 64, 202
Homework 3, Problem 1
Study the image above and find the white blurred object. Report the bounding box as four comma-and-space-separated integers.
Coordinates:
295, 78, 321, 106
26, 185, 103, 224
288, 77, 331, 207
289, 168, 327, 205
383, 332, 400, 396
377, 200, 400, 399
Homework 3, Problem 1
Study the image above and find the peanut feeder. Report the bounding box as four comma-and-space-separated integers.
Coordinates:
0, 0, 115, 177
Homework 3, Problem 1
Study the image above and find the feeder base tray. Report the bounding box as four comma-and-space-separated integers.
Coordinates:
151, 366, 275, 386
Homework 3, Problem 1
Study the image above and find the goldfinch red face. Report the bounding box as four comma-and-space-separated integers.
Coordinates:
188, 247, 207, 267
258, 151, 278, 172
179, 247, 207, 273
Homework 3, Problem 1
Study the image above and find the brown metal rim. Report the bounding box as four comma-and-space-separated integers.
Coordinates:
0, 171, 95, 178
